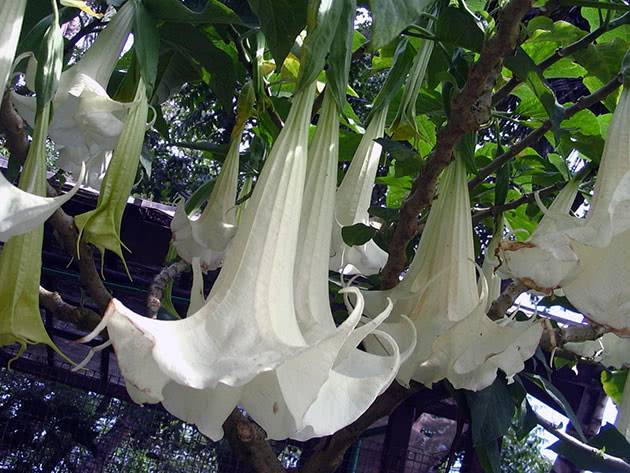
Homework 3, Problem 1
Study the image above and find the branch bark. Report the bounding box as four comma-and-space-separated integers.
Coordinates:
39, 286, 102, 333
146, 260, 190, 318
380, 0, 535, 289
535, 412, 630, 473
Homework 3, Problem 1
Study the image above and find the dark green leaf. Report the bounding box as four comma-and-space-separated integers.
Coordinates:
185, 179, 216, 215
505, 48, 564, 143
589, 424, 630, 460
143, 0, 243, 24
247, 0, 307, 68
341, 223, 377, 246
371, 39, 416, 115
456, 132, 477, 174
435, 6, 485, 52
549, 428, 630, 473
465, 378, 515, 445
151, 49, 201, 105
368, 0, 434, 50
160, 24, 237, 112
475, 440, 501, 473
522, 373, 587, 442
326, 0, 357, 109
298, 0, 345, 89
134, 2, 159, 95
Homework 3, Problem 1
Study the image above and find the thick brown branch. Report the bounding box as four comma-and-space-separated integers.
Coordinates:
470, 74, 623, 190
380, 0, 534, 289
1, 91, 29, 162
299, 382, 427, 473
487, 280, 529, 321
223, 409, 286, 473
535, 412, 630, 473
39, 286, 102, 333
146, 260, 190, 318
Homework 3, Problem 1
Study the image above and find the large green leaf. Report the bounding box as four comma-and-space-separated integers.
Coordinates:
134, 1, 159, 95
298, 0, 345, 90
435, 6, 485, 52
159, 24, 237, 112
505, 48, 565, 143
465, 378, 515, 446
326, 0, 356, 109
371, 39, 416, 115
522, 373, 587, 442
151, 48, 202, 105
247, 0, 307, 69
341, 223, 377, 246
143, 0, 242, 24
368, 0, 434, 50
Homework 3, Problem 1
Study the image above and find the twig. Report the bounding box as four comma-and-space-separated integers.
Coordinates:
471, 181, 565, 224
534, 412, 630, 473
380, 0, 535, 290
492, 13, 630, 105
146, 260, 190, 318
469, 74, 623, 190
39, 286, 102, 333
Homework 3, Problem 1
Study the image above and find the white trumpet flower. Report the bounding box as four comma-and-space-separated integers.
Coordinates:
78, 83, 318, 411
500, 87, 630, 334
11, 1, 135, 190
0, 0, 26, 94
363, 155, 542, 390
330, 106, 389, 275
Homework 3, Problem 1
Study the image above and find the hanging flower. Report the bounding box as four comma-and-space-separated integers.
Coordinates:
11, 1, 136, 190
0, 99, 73, 364
362, 155, 542, 390
74, 79, 148, 276
330, 106, 389, 275
500, 87, 630, 334
78, 83, 319, 414
565, 332, 630, 369
171, 83, 255, 270
0, 0, 26, 94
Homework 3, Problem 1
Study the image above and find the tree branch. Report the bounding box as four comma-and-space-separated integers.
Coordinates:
223, 408, 287, 473
380, 0, 535, 289
534, 412, 630, 473
39, 286, 102, 333
487, 279, 529, 321
492, 12, 630, 105
146, 260, 190, 318
469, 74, 623, 190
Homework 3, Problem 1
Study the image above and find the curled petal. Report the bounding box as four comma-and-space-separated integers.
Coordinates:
0, 162, 86, 241
0, 0, 26, 94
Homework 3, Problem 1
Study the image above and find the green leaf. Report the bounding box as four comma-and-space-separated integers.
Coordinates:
298, 0, 345, 89
435, 6, 485, 52
325, 0, 356, 109
368, 0, 433, 50
495, 161, 510, 207
160, 24, 237, 112
465, 378, 515, 445
371, 39, 415, 115
601, 370, 628, 405
341, 223, 377, 246
151, 49, 202, 105
247, 0, 307, 69
589, 424, 630, 460
456, 132, 477, 174
475, 440, 501, 473
134, 1, 159, 95
521, 373, 587, 442
505, 48, 564, 143
143, 0, 243, 24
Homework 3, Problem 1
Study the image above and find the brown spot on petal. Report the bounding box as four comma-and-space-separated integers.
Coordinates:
501, 240, 536, 252
520, 278, 554, 296
273, 402, 279, 414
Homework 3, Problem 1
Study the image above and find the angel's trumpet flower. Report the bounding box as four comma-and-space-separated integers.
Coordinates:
240, 89, 401, 440
78, 82, 319, 425
11, 1, 135, 189
363, 155, 542, 390
565, 332, 630, 369
330, 106, 389, 275
501, 87, 630, 334
171, 83, 255, 270
74, 79, 148, 276
0, 0, 26, 94
0, 101, 73, 364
